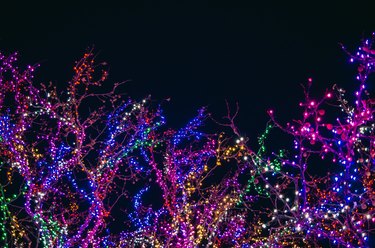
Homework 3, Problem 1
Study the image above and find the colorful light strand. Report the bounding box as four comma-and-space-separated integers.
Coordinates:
0, 34, 374, 247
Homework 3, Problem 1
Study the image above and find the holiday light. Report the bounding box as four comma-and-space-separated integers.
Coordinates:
0, 33, 374, 247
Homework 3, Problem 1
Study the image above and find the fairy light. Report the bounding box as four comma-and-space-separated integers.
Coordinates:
0, 33, 374, 247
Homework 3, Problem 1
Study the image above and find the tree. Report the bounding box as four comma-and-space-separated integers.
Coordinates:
0, 34, 374, 247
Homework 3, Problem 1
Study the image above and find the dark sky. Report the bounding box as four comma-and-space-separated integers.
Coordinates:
1, 1, 375, 137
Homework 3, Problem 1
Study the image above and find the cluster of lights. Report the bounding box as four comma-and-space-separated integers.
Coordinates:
0, 34, 374, 247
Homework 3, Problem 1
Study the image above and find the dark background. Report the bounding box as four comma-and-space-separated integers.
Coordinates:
1, 2, 375, 245
1, 1, 374, 138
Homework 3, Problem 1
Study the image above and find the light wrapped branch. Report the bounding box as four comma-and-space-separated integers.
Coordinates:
0, 33, 374, 248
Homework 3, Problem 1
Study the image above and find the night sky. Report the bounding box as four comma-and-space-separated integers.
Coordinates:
1, 1, 375, 137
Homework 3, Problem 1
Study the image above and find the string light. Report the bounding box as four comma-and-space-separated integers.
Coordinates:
0, 33, 374, 247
